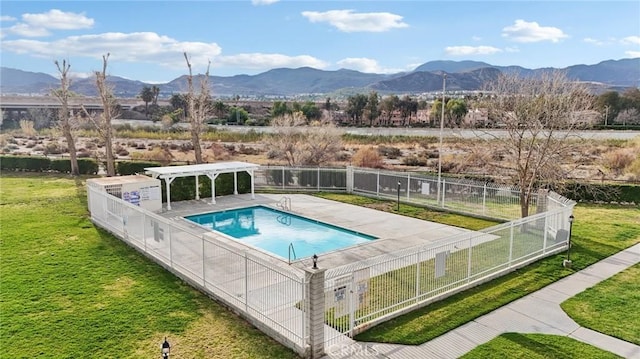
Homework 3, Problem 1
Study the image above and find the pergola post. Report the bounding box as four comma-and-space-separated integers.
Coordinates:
195, 175, 200, 200
249, 170, 255, 199
206, 173, 219, 204
164, 176, 176, 210
233, 171, 238, 195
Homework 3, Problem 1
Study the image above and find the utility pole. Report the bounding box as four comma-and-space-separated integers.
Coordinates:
436, 74, 446, 206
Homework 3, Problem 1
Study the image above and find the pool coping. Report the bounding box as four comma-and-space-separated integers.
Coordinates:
159, 193, 476, 270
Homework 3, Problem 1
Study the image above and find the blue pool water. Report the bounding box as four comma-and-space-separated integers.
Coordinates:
184, 206, 376, 260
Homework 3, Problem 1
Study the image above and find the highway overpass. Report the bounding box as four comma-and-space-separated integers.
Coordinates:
0, 95, 142, 112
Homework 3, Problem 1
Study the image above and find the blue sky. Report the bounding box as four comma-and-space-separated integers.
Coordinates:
1, 1, 639, 83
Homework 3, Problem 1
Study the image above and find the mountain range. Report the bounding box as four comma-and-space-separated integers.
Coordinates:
1, 58, 638, 98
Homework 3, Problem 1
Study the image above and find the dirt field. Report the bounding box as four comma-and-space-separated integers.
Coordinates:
2, 131, 639, 183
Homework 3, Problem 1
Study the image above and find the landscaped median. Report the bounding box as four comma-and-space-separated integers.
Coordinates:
0, 173, 298, 359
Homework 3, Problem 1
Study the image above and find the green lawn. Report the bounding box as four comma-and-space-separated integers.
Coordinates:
3, 175, 637, 357
461, 333, 622, 359
378, 246, 639, 358
561, 264, 640, 345
0, 173, 298, 359
318, 193, 640, 345
314, 192, 499, 230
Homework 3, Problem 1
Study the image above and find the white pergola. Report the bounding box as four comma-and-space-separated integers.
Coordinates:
145, 161, 261, 210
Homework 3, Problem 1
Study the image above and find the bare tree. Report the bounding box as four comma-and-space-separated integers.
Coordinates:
303, 120, 342, 166
478, 71, 593, 217
267, 112, 307, 166
26, 108, 56, 130
53, 59, 79, 175
266, 112, 342, 166
183, 52, 212, 164
614, 108, 640, 126
83, 54, 119, 176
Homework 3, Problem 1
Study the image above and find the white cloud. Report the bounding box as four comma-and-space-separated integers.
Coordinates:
22, 9, 94, 30
625, 50, 640, 58
301, 9, 408, 32
1, 15, 17, 22
621, 36, 640, 45
445, 46, 502, 56
7, 23, 51, 37
583, 37, 604, 46
502, 19, 568, 43
472, 36, 482, 41
69, 71, 93, 79
252, 0, 279, 5
217, 53, 328, 70
336, 57, 404, 73
1, 32, 222, 69
5, 9, 94, 38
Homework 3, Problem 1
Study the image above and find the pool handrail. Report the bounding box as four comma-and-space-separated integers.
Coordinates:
288, 242, 297, 265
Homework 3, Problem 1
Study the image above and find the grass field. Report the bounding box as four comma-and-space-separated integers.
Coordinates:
466, 231, 640, 359
561, 264, 640, 345
0, 173, 298, 359
2, 174, 637, 357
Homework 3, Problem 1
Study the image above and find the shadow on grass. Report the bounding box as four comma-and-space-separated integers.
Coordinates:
502, 333, 574, 357
462, 332, 623, 358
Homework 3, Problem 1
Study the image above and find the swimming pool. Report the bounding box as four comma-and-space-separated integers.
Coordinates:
184, 206, 376, 260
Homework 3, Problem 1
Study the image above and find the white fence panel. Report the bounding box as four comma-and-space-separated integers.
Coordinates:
324, 201, 575, 340
87, 186, 309, 354
88, 167, 575, 356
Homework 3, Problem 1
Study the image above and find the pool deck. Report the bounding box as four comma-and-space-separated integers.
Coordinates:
159, 193, 478, 269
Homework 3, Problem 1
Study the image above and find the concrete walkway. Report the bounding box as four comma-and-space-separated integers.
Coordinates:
326, 243, 640, 359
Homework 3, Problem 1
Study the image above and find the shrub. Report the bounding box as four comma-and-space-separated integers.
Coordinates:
130, 147, 173, 165
50, 158, 99, 175
116, 160, 163, 176
180, 142, 193, 152
19, 120, 36, 137
402, 155, 427, 167
237, 144, 261, 155
625, 156, 640, 181
43, 142, 65, 155
335, 151, 351, 162
560, 182, 640, 204
77, 151, 92, 158
352, 147, 384, 168
378, 146, 402, 159
602, 149, 635, 175
0, 155, 50, 171
116, 148, 130, 157
160, 172, 252, 202
421, 148, 439, 159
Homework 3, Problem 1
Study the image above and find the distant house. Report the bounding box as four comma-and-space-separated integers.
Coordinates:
463, 108, 489, 127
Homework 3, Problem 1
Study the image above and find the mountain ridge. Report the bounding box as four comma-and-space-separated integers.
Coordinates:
1, 58, 638, 97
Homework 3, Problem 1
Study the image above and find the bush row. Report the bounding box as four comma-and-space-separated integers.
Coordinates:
558, 182, 640, 204
0, 155, 98, 174
2, 155, 636, 204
